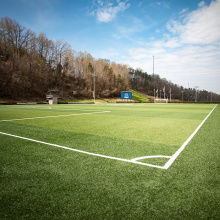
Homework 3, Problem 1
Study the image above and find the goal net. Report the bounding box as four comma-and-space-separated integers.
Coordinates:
154, 99, 168, 104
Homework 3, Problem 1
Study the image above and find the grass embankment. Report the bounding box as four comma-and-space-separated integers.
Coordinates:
130, 89, 148, 102
60, 90, 148, 103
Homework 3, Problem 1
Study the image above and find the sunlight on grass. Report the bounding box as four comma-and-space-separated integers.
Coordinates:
0, 104, 219, 219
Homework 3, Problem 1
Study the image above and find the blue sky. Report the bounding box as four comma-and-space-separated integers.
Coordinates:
1, 0, 220, 94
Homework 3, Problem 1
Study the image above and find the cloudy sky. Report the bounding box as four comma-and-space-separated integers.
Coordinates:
1, 0, 220, 94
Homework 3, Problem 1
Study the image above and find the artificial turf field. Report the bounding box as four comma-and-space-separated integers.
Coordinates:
0, 103, 219, 219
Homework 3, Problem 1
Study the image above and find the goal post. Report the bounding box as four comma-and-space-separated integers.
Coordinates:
154, 99, 168, 104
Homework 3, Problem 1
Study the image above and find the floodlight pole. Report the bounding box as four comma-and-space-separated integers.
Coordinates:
92, 74, 97, 104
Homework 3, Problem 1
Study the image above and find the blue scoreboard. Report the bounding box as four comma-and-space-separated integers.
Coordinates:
121, 91, 132, 99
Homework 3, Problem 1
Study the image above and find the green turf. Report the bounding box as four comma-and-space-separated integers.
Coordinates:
130, 89, 148, 102
0, 103, 219, 219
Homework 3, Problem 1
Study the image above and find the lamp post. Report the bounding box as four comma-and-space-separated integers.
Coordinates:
92, 74, 97, 104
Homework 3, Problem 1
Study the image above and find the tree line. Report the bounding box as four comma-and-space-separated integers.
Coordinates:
0, 17, 129, 100
128, 68, 219, 101
0, 17, 219, 101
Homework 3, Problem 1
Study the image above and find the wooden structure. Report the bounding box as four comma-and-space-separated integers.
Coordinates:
46, 90, 59, 104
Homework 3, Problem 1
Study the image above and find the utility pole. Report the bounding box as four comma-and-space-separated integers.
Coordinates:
194, 86, 199, 102
181, 91, 184, 102
92, 74, 97, 104
170, 88, 171, 102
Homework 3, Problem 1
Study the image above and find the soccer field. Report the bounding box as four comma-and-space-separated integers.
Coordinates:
0, 103, 219, 219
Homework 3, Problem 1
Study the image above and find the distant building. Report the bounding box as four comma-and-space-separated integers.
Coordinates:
46, 90, 59, 104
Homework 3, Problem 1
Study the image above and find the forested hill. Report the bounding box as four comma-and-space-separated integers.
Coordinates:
1, 17, 219, 101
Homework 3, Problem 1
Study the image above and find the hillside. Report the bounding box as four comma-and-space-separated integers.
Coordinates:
0, 17, 220, 102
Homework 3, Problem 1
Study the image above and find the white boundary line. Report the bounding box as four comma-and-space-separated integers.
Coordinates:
106, 104, 133, 105
1, 106, 106, 112
131, 155, 171, 162
163, 104, 218, 169
0, 111, 111, 122
0, 131, 165, 169
0, 104, 217, 169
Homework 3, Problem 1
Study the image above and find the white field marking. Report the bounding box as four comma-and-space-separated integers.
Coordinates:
33, 108, 104, 111
131, 155, 171, 162
106, 104, 133, 105
0, 111, 111, 122
51, 108, 106, 112
49, 109, 103, 111
0, 106, 104, 112
163, 104, 218, 170
0, 131, 166, 169
37, 108, 104, 112
1, 105, 216, 169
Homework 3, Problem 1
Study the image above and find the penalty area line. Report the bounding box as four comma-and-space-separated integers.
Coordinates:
0, 131, 165, 169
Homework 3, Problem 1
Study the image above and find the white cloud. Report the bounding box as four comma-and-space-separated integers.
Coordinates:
179, 8, 188, 15
150, 1, 170, 9
92, 0, 130, 23
122, 42, 220, 93
198, 1, 205, 8
167, 0, 220, 44
163, 38, 182, 48
92, 0, 220, 93
128, 48, 149, 60
119, 17, 145, 33
111, 16, 148, 45
119, 0, 220, 93
93, 47, 120, 59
